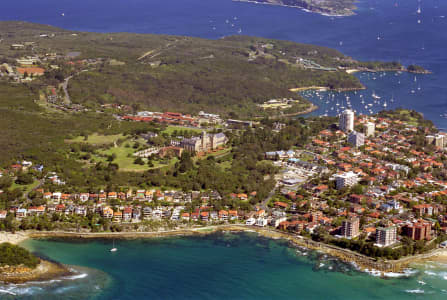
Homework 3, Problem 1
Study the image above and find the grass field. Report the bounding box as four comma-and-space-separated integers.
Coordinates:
162, 126, 203, 136
70, 133, 125, 145
92, 144, 178, 172
11, 179, 40, 194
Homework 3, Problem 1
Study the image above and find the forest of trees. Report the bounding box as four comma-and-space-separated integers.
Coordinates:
0, 243, 40, 268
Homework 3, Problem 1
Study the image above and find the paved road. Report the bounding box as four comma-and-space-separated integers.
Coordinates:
61, 69, 89, 105
260, 182, 278, 211
61, 75, 73, 105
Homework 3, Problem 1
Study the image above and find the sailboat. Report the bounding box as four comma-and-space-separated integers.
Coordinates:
417, 5, 421, 14
372, 92, 381, 100
110, 240, 118, 252
383, 100, 388, 108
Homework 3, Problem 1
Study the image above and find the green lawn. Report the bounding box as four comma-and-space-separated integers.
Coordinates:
70, 133, 125, 145
98, 145, 148, 172
94, 145, 178, 172
11, 179, 40, 194
162, 126, 203, 136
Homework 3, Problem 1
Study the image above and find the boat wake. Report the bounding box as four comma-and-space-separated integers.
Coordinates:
405, 289, 425, 294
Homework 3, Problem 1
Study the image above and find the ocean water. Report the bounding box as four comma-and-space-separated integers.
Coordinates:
0, 232, 444, 299
1, 0, 447, 126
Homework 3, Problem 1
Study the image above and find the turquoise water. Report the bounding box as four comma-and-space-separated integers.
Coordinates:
0, 232, 445, 299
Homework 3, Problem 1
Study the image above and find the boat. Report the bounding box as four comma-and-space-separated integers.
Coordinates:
383, 101, 387, 108
372, 92, 381, 100
417, 5, 421, 14
110, 240, 118, 252
61, 13, 65, 17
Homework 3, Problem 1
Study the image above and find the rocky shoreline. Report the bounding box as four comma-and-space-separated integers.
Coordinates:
0, 260, 72, 284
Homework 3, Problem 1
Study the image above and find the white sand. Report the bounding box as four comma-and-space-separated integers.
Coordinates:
0, 232, 29, 245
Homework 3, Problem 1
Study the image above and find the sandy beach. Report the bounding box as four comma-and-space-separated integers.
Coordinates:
0, 231, 30, 245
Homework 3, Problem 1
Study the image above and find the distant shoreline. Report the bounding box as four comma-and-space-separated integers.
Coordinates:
232, 0, 356, 17
344, 68, 432, 75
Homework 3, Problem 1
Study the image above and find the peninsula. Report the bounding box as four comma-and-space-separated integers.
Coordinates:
0, 21, 441, 279
0, 242, 71, 283
233, 0, 357, 16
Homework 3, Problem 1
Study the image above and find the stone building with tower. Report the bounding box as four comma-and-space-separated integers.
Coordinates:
180, 131, 227, 153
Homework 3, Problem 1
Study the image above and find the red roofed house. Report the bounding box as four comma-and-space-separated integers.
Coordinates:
17, 67, 45, 77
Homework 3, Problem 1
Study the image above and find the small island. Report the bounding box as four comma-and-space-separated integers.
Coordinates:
234, 0, 357, 16
0, 242, 70, 283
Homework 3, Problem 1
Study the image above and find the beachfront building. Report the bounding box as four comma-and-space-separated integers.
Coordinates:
341, 217, 360, 238
347, 131, 365, 148
402, 220, 432, 241
339, 109, 354, 132
375, 226, 397, 247
334, 171, 359, 190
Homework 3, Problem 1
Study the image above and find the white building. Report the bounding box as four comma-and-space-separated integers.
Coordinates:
255, 218, 268, 227
339, 109, 354, 132
375, 226, 397, 247
348, 131, 365, 148
246, 218, 256, 225
365, 122, 375, 137
334, 171, 359, 190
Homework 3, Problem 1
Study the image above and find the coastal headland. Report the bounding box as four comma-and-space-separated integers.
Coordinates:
0, 259, 72, 284
233, 0, 357, 17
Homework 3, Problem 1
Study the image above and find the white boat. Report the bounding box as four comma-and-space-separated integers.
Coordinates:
372, 92, 381, 100
110, 240, 118, 252
417, 5, 421, 14
383, 101, 387, 108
